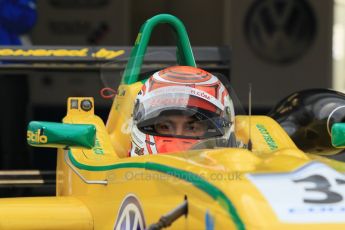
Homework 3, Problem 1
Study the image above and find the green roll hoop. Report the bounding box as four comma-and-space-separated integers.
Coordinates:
123, 14, 196, 84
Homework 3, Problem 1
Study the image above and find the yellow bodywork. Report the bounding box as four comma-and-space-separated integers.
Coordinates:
1, 82, 345, 230
0, 197, 93, 230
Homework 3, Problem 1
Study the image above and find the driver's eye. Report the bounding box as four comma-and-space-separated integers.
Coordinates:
154, 122, 174, 135
185, 124, 197, 131
183, 122, 207, 135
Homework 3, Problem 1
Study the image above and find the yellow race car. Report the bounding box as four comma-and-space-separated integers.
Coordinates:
1, 14, 345, 230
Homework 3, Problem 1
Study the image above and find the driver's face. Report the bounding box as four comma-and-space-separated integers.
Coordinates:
154, 115, 207, 137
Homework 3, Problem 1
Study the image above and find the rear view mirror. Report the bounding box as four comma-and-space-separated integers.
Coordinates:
27, 121, 96, 149
331, 123, 345, 148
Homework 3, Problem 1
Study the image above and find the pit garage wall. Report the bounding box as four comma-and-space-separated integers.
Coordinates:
225, 0, 333, 111
27, 0, 229, 108
27, 0, 128, 108
333, 0, 345, 93
30, 0, 130, 45
28, 0, 333, 111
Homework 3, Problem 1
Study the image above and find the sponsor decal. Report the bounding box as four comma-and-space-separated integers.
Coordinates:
148, 97, 189, 107
0, 48, 124, 60
0, 48, 88, 57
247, 162, 345, 223
145, 86, 223, 109
93, 137, 104, 155
27, 129, 48, 144
92, 48, 125, 59
191, 89, 211, 100
114, 194, 146, 230
134, 147, 144, 156
256, 124, 278, 150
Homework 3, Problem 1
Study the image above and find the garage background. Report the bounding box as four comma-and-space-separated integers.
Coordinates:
1, 0, 344, 196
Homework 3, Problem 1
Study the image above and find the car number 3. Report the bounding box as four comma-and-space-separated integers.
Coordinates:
293, 175, 345, 204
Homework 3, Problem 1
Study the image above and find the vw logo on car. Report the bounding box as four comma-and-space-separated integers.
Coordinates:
114, 194, 146, 230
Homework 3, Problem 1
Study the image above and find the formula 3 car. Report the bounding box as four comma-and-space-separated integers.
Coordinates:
1, 14, 345, 230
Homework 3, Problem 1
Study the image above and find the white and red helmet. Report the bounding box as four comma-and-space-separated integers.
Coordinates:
129, 66, 235, 156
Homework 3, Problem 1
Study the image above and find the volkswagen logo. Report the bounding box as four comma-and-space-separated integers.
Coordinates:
114, 194, 146, 230
245, 0, 316, 63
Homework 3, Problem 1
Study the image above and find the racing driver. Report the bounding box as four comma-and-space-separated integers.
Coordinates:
129, 66, 237, 156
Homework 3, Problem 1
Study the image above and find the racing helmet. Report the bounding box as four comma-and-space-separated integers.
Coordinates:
129, 66, 235, 156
